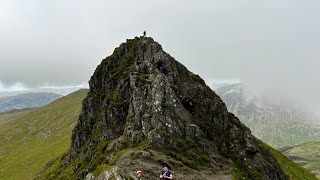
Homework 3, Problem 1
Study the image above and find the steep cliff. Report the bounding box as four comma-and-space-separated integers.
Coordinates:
38, 36, 299, 180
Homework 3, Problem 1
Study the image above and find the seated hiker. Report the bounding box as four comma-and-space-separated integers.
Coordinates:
156, 60, 164, 70
136, 170, 142, 180
160, 166, 173, 180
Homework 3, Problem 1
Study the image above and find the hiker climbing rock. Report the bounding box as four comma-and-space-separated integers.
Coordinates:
156, 60, 169, 75
160, 66, 168, 75
156, 60, 164, 70
180, 95, 194, 112
160, 166, 173, 180
127, 131, 132, 139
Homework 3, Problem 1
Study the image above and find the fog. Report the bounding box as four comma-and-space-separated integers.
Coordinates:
1, 0, 319, 116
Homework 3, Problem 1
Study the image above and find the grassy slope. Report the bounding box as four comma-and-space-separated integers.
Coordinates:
260, 143, 317, 180
0, 89, 87, 180
280, 141, 320, 179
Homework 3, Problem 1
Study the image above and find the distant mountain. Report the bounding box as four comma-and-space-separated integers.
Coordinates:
280, 141, 320, 179
216, 83, 320, 148
0, 89, 88, 180
31, 86, 87, 96
0, 86, 85, 97
0, 93, 62, 112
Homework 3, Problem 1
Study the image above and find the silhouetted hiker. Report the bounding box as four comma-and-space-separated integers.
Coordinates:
156, 60, 169, 75
143, 30, 146, 37
136, 170, 142, 180
160, 166, 173, 180
156, 60, 164, 70
161, 66, 168, 75
127, 131, 132, 139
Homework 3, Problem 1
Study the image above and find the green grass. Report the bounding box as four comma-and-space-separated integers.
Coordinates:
280, 141, 320, 179
231, 162, 248, 180
0, 89, 88, 180
260, 143, 317, 180
162, 140, 211, 171
38, 139, 131, 180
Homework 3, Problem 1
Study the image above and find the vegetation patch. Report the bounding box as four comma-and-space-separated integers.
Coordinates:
231, 159, 261, 180
259, 143, 317, 180
280, 141, 320, 179
136, 74, 151, 86
40, 137, 143, 179
165, 140, 211, 171
231, 162, 247, 180
107, 39, 138, 83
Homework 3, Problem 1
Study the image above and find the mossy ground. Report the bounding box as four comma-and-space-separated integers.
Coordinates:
164, 140, 211, 171
39, 139, 140, 179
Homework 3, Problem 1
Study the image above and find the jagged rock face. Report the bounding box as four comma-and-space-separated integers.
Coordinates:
67, 37, 287, 179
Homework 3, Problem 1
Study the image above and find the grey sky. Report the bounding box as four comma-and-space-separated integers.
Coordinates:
1, 0, 320, 114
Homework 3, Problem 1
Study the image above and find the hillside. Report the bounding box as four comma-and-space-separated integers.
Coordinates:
280, 142, 320, 179
38, 36, 316, 180
216, 83, 320, 148
0, 92, 62, 112
0, 89, 88, 180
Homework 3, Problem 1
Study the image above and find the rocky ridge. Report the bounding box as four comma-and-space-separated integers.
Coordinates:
39, 36, 290, 180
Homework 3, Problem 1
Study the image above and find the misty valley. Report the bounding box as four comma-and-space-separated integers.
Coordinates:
1, 1, 320, 179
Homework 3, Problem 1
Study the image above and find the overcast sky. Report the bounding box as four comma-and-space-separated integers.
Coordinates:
0, 0, 319, 114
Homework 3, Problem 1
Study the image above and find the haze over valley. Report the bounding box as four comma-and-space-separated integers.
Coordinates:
1, 0, 319, 179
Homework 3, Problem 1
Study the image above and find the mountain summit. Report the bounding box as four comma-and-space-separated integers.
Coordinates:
38, 36, 301, 179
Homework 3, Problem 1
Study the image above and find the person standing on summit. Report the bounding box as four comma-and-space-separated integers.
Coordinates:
143, 30, 146, 37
